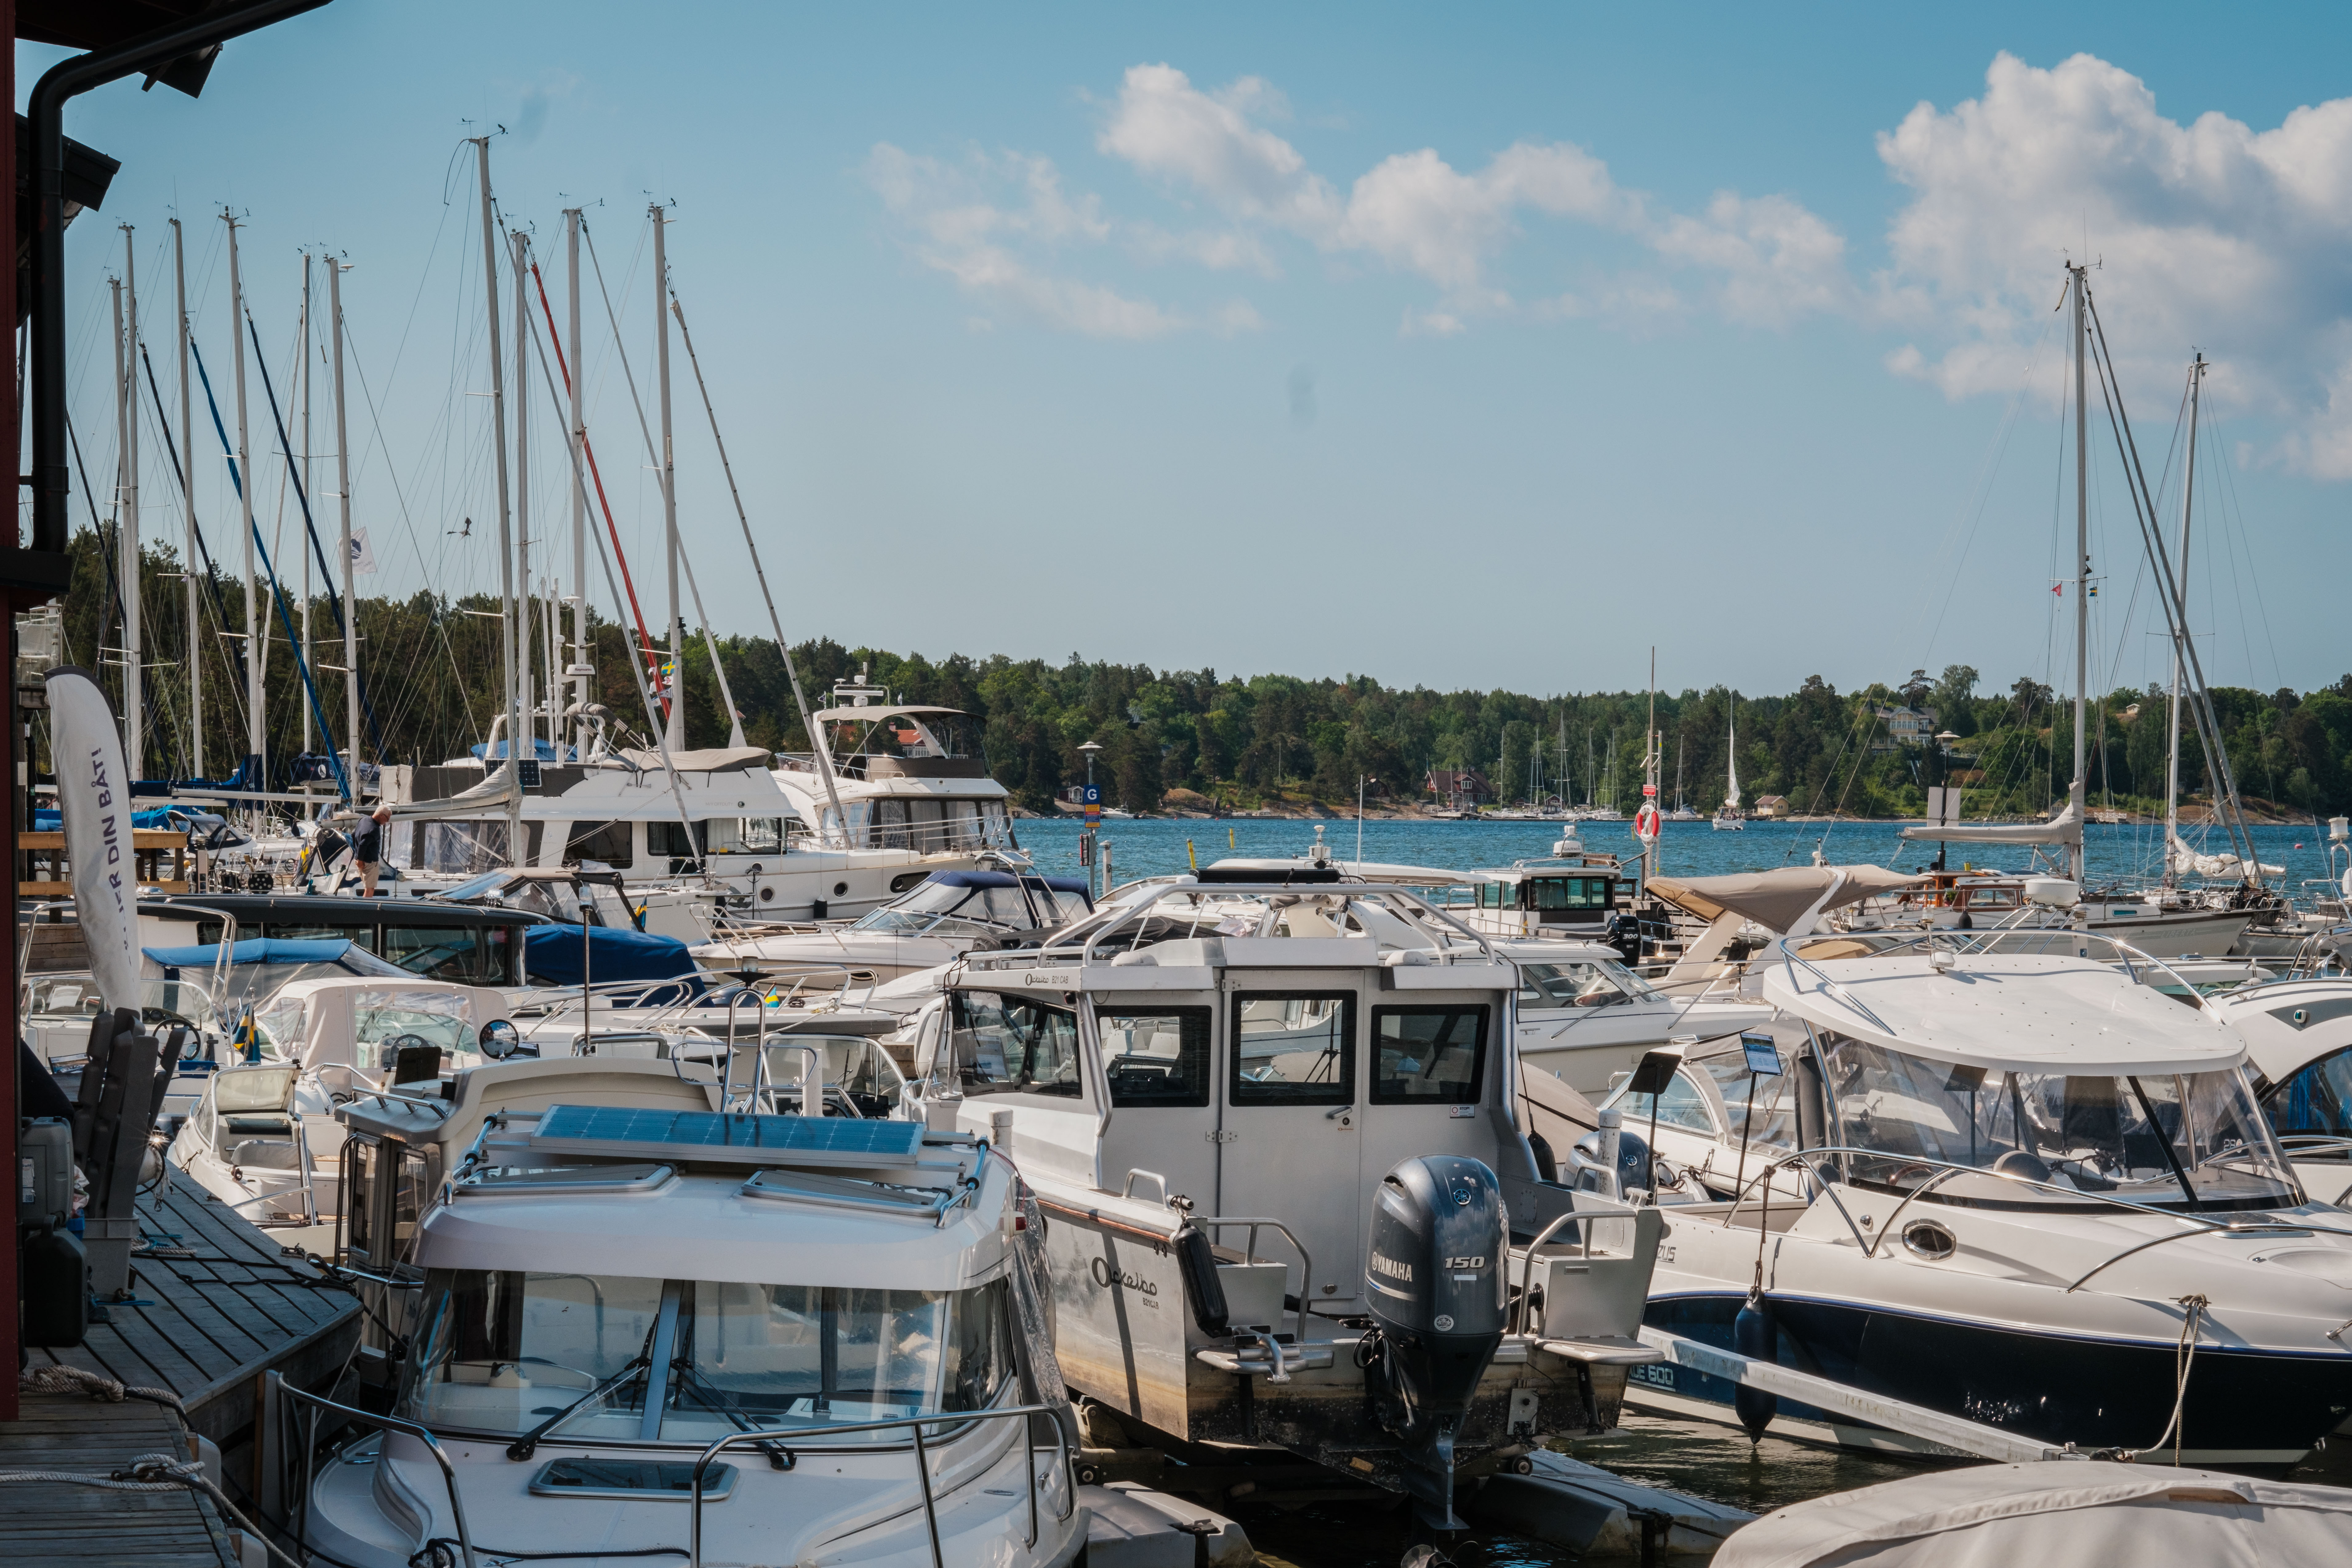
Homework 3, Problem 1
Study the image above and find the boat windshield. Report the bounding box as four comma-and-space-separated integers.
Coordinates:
1820, 1034, 2299, 1211
1517, 957, 1659, 1010
398, 1271, 1013, 1444
849, 878, 1070, 936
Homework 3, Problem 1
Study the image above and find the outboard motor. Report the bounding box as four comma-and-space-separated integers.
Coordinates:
1362, 1154, 1507, 1533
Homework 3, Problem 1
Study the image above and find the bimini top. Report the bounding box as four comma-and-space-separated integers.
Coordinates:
143, 937, 411, 975
808, 704, 972, 725
1760, 947, 2244, 1076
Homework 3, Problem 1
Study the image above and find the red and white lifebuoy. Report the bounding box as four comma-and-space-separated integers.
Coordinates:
1634, 803, 1662, 839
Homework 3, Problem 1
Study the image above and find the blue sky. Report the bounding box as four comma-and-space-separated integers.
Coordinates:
27, 2, 2352, 706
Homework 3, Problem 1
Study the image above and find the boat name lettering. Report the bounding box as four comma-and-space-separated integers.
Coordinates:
1090, 1257, 1158, 1296
1370, 1253, 1414, 1282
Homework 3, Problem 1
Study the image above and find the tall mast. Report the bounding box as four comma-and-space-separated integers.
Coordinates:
473, 138, 523, 855
109, 274, 131, 762
653, 203, 684, 752
2069, 263, 2089, 885
512, 231, 533, 767
565, 208, 589, 754
172, 218, 200, 781
329, 256, 360, 794
226, 211, 262, 797
2162, 354, 2204, 885
117, 236, 145, 778
298, 252, 313, 759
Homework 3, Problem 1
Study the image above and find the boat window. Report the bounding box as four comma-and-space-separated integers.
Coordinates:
420, 820, 538, 876
1688, 1044, 1797, 1148
946, 991, 1082, 1098
1231, 992, 1356, 1106
266, 922, 375, 949
353, 989, 482, 1070
400, 1270, 667, 1438
1517, 959, 1658, 1010
1371, 1005, 1487, 1105
2266, 1048, 2352, 1139
1476, 883, 1507, 909
1603, 1066, 1719, 1136
565, 821, 635, 870
343, 1136, 377, 1263
703, 818, 786, 854
383, 926, 499, 984
390, 1143, 439, 1261
1099, 1007, 1211, 1107
1820, 1035, 2298, 1210
664, 1280, 1010, 1444
1528, 877, 1612, 912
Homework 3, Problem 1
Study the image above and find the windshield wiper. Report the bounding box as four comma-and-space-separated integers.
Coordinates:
506, 1354, 650, 1461
665, 1361, 797, 1470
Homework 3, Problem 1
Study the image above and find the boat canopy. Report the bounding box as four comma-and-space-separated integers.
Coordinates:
808, 704, 973, 725
1899, 796, 2082, 847
921, 869, 1090, 894
143, 937, 409, 974
1761, 949, 2243, 1075
616, 745, 776, 773
1649, 865, 1920, 930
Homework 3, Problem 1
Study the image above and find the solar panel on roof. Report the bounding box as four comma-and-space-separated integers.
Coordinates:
528, 1105, 925, 1169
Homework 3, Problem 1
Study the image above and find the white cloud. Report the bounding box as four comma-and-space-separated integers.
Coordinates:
1098, 64, 1344, 236
1876, 51, 2352, 474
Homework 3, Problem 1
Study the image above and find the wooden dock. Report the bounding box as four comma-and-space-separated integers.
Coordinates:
9, 1177, 361, 1563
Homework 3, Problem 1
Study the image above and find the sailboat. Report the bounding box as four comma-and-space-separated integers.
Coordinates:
1711, 708, 1744, 831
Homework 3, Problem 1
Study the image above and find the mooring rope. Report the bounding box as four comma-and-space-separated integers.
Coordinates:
2136, 1292, 2209, 1465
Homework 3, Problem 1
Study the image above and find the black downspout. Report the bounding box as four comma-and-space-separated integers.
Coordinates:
24, 0, 335, 575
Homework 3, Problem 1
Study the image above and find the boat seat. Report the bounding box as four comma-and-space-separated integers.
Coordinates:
223, 1114, 295, 1136
226, 1138, 301, 1170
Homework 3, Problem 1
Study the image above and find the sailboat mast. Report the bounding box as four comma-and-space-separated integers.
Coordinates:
2162, 354, 2204, 885
172, 218, 200, 781
299, 252, 313, 759
473, 138, 523, 854
512, 231, 533, 766
2070, 263, 2089, 885
109, 275, 131, 764
652, 203, 683, 750
328, 257, 360, 794
117, 237, 144, 779
226, 211, 262, 800
566, 208, 589, 753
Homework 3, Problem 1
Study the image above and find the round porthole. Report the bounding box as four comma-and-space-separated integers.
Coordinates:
833, 881, 850, 897
758, 886, 775, 903
1901, 1219, 1956, 1261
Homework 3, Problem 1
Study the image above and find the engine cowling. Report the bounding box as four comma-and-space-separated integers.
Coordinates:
1362, 1154, 1507, 1532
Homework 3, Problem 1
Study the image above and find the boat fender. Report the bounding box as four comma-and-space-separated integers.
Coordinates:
1174, 1221, 1230, 1337
1732, 1294, 1778, 1442
1527, 1129, 1559, 1185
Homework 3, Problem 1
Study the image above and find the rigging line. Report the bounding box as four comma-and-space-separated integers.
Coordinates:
2200, 402, 2289, 694
138, 340, 247, 757
522, 251, 659, 679
188, 332, 352, 800
64, 408, 127, 671
242, 307, 389, 762
2084, 291, 2259, 876
525, 303, 704, 867
577, 218, 679, 676
340, 329, 481, 750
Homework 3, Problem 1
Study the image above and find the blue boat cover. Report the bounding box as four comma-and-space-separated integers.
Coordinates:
521, 922, 699, 986
144, 938, 363, 968
470, 738, 570, 761
920, 870, 1092, 895
36, 806, 185, 831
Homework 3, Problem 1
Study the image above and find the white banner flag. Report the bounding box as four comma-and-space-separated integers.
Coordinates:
348, 528, 378, 575
46, 667, 142, 1014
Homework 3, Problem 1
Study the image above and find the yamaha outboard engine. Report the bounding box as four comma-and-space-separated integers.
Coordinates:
1362, 1154, 1507, 1533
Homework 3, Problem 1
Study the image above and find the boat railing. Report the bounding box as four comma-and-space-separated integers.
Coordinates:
1038, 880, 1503, 968
1773, 926, 2225, 1023
687, 1401, 1073, 1568
1707, 1142, 2352, 1291
275, 1382, 480, 1568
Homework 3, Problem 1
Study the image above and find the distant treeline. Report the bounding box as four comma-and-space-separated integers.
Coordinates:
57, 529, 2352, 820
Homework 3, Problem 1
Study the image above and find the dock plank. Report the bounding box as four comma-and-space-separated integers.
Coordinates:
0, 1393, 235, 1567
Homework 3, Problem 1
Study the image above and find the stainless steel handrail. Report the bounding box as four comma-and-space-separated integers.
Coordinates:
687, 1401, 1072, 1568
279, 1384, 480, 1568
1191, 1215, 1316, 1329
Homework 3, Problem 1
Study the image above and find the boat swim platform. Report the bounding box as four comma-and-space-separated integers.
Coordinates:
16, 1185, 362, 1495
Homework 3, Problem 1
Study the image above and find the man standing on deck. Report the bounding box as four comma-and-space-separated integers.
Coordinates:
355, 804, 392, 896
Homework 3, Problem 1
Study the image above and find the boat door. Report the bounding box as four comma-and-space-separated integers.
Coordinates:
1355, 989, 1507, 1210
1217, 974, 1366, 1307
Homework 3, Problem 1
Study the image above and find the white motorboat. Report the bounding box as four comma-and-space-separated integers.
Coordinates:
2210, 974, 2352, 1206
905, 876, 1665, 1531
693, 868, 1094, 985
1624, 932, 2352, 1465
296, 1096, 1087, 1568
1511, 940, 1774, 1096
773, 693, 1019, 858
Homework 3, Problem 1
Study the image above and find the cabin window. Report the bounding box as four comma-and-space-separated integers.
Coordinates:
704, 818, 785, 854
383, 926, 499, 984
387, 1142, 439, 1262
267, 922, 376, 950
420, 821, 538, 876
946, 992, 1082, 1098
1371, 1005, 1488, 1105
565, 820, 634, 870
1606, 1069, 1720, 1137
343, 1136, 377, 1262
1529, 876, 1611, 912
1517, 960, 1657, 1010
1230, 992, 1356, 1106
1099, 1007, 1211, 1108
2266, 1048, 2352, 1138
1476, 883, 1506, 909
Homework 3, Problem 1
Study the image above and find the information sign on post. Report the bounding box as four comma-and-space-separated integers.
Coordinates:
1082, 784, 1101, 827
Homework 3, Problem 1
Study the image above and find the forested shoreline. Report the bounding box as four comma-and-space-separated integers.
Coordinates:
58, 530, 2352, 820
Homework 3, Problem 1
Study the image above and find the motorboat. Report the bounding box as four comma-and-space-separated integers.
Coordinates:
1864, 866, 2255, 958
772, 689, 1019, 859
1456, 856, 1644, 945
905, 876, 1665, 1532
1628, 931, 2352, 1466
1714, 1459, 2352, 1566
295, 1091, 1087, 1568
1511, 940, 1774, 1096
2210, 975, 2352, 1207
692, 868, 1094, 986
136, 890, 547, 987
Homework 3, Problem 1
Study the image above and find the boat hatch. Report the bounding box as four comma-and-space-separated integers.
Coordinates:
452, 1162, 676, 1197
741, 1167, 964, 1225
528, 1458, 738, 1501
527, 1103, 926, 1169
